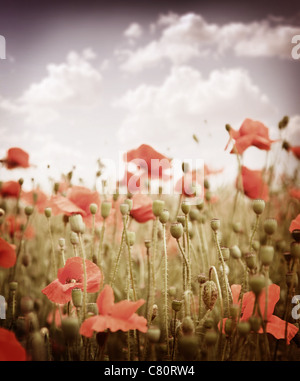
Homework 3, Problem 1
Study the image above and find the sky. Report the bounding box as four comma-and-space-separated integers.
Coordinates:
0, 0, 299, 193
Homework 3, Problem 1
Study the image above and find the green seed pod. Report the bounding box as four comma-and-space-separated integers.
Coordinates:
221, 247, 230, 261
70, 231, 79, 245
264, 218, 277, 236
69, 214, 84, 234
89, 203, 98, 215
291, 241, 300, 259
9, 281, 18, 291
204, 178, 210, 190
225, 319, 234, 336
44, 207, 52, 218
177, 215, 185, 226
152, 200, 165, 217
230, 304, 240, 319
87, 303, 99, 315
72, 288, 82, 308
120, 203, 129, 216
172, 300, 182, 312
61, 317, 79, 342
204, 329, 218, 346
159, 209, 169, 224
170, 223, 183, 240
126, 231, 136, 246
25, 205, 34, 216
58, 238, 65, 248
181, 201, 191, 215
147, 326, 161, 343
249, 275, 265, 296
292, 230, 300, 243
203, 281, 218, 310
252, 240, 260, 251
144, 239, 151, 249
232, 222, 242, 233
248, 316, 261, 333
210, 218, 220, 232
260, 245, 274, 266
244, 252, 257, 270
237, 321, 251, 337
20, 296, 34, 315
252, 199, 265, 215
196, 201, 204, 211
230, 245, 242, 260
181, 316, 195, 336
101, 201, 111, 219
189, 209, 199, 222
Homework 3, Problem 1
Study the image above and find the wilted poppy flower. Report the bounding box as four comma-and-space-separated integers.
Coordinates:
80, 284, 147, 337
22, 188, 48, 213
225, 119, 276, 155
42, 257, 103, 304
0, 328, 26, 361
290, 214, 300, 233
238, 166, 269, 201
0, 237, 16, 268
130, 194, 155, 223
0, 181, 21, 198
125, 144, 171, 180
1, 147, 30, 170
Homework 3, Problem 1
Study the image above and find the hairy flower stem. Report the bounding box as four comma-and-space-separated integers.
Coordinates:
209, 266, 224, 348
78, 233, 88, 320
249, 215, 259, 252
199, 223, 209, 271
110, 216, 128, 287
162, 223, 170, 357
11, 216, 30, 280
172, 311, 177, 361
264, 266, 269, 323
47, 217, 57, 280
185, 215, 192, 293
91, 214, 95, 260
151, 217, 158, 301
198, 284, 203, 322
176, 239, 190, 316
123, 216, 137, 302
194, 222, 204, 272
97, 219, 106, 270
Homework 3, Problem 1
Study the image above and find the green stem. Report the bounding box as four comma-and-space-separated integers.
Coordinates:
97, 219, 106, 270
249, 215, 259, 252
123, 216, 137, 302
162, 223, 170, 357
47, 217, 57, 280
78, 233, 87, 320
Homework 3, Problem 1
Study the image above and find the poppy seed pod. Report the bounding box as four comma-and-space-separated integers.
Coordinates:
244, 252, 257, 270
147, 326, 161, 343
89, 203, 98, 215
172, 300, 182, 312
203, 281, 218, 310
204, 329, 218, 346
69, 214, 84, 234
260, 245, 274, 266
25, 205, 34, 216
124, 198, 133, 211
221, 247, 230, 262
252, 240, 260, 252
230, 304, 240, 319
120, 203, 129, 216
249, 275, 265, 296
9, 281, 18, 291
101, 201, 111, 219
264, 218, 277, 236
225, 318, 234, 336
189, 209, 199, 222
177, 215, 185, 226
72, 288, 82, 308
291, 241, 300, 259
210, 219, 220, 232
170, 223, 183, 240
126, 231, 136, 246
292, 230, 300, 243
252, 199, 265, 215
144, 239, 151, 249
58, 238, 65, 248
87, 303, 99, 315
159, 209, 169, 224
196, 201, 204, 211
230, 245, 242, 260
44, 207, 52, 218
152, 200, 165, 217
70, 231, 79, 245
248, 316, 262, 333
237, 321, 251, 337
61, 317, 79, 342
232, 222, 242, 234
181, 201, 191, 215
182, 316, 195, 336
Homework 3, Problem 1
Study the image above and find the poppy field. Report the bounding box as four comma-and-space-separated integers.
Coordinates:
0, 117, 300, 362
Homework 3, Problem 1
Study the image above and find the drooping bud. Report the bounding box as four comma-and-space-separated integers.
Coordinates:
152, 200, 165, 217
252, 199, 265, 215
170, 223, 183, 240
101, 201, 111, 219
203, 281, 218, 310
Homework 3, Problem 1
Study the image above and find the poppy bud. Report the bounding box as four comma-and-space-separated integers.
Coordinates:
182, 316, 195, 336
72, 288, 82, 308
172, 300, 182, 312
264, 218, 277, 235
124, 198, 133, 211
232, 222, 242, 233
230, 304, 240, 319
25, 205, 34, 216
198, 273, 207, 285
152, 200, 165, 217
58, 238, 65, 248
210, 219, 220, 232
225, 319, 234, 336
205, 191, 212, 202
237, 321, 250, 337
126, 231, 136, 246
101, 201, 111, 219
225, 124, 231, 132
159, 209, 169, 224
44, 208, 52, 218
260, 245, 274, 266
69, 214, 84, 234
120, 203, 129, 216
292, 230, 300, 243
22, 253, 30, 267
147, 325, 161, 343
204, 329, 218, 346
61, 317, 79, 342
249, 275, 265, 296
89, 203, 98, 215
168, 286, 176, 297
196, 201, 204, 211
291, 241, 300, 259
53, 182, 59, 194
87, 303, 98, 315
252, 199, 265, 215
170, 223, 183, 240
230, 245, 242, 260
189, 209, 199, 222
18, 178, 24, 186
20, 296, 34, 314
9, 281, 18, 291
278, 115, 289, 130
248, 316, 261, 333
221, 247, 230, 261
70, 231, 79, 246
181, 201, 191, 215
252, 240, 260, 251
144, 239, 151, 249
203, 281, 218, 310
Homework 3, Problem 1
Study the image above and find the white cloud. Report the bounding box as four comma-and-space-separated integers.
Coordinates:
124, 23, 143, 40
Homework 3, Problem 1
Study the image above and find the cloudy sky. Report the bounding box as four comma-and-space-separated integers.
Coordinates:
0, 0, 299, 193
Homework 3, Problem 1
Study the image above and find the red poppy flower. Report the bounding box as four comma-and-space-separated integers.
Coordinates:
125, 144, 171, 179
0, 328, 26, 361
238, 166, 269, 201
3, 215, 35, 240
42, 257, 103, 304
48, 195, 86, 217
22, 188, 48, 213
225, 119, 276, 155
80, 284, 147, 337
2, 147, 30, 170
289, 188, 300, 201
0, 181, 21, 198
0, 237, 16, 268
289, 214, 300, 233
130, 194, 155, 223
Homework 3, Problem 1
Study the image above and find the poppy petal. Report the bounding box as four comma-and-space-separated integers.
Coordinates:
266, 315, 299, 344
0, 328, 26, 361
42, 279, 73, 304
111, 299, 145, 320
97, 285, 115, 315
79, 315, 98, 337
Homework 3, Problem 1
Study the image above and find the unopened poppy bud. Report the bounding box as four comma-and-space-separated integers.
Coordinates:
204, 329, 218, 346
89, 203, 98, 215
198, 273, 207, 285
182, 316, 195, 336
264, 218, 277, 235
168, 286, 176, 297
237, 321, 250, 337
249, 275, 265, 296
230, 245, 242, 260
248, 316, 262, 333
286, 272, 298, 288
203, 281, 218, 310
144, 239, 151, 250
252, 240, 260, 251
230, 304, 240, 319
58, 238, 65, 248
225, 124, 231, 132
221, 247, 230, 261
196, 201, 204, 211
170, 222, 183, 240
225, 319, 233, 336
9, 281, 18, 291
147, 325, 161, 343
152, 200, 165, 217
69, 214, 84, 234
25, 205, 34, 216
205, 191, 212, 202
291, 242, 300, 259
172, 300, 182, 312
123, 199, 132, 212
126, 231, 136, 246
232, 222, 242, 233
20, 296, 34, 314
278, 115, 289, 130
87, 303, 98, 315
53, 182, 59, 193
18, 178, 24, 186
252, 199, 265, 215
159, 209, 169, 224
181, 201, 191, 215
44, 207, 52, 218
61, 318, 79, 342
210, 218, 220, 232
292, 230, 300, 243
120, 203, 129, 216
22, 253, 30, 267
245, 252, 256, 270
189, 209, 199, 222
101, 201, 111, 219
70, 231, 79, 246
260, 245, 274, 266
72, 288, 82, 308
